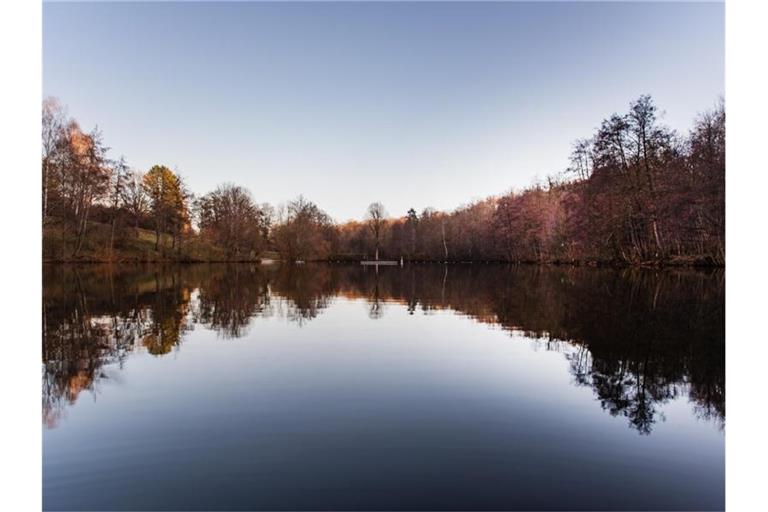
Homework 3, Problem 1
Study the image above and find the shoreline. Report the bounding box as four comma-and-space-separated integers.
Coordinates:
42, 257, 724, 268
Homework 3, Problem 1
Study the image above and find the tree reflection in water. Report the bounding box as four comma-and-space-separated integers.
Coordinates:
43, 263, 724, 433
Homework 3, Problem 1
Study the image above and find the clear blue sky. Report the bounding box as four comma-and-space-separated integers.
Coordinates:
43, 1, 724, 222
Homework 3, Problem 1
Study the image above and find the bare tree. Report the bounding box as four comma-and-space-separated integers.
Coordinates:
365, 202, 387, 261
568, 138, 594, 181
108, 156, 128, 258
42, 97, 67, 223
406, 208, 418, 258
121, 169, 147, 235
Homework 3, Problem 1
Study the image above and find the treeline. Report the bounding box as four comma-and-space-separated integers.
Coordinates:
42, 95, 724, 265
332, 95, 724, 265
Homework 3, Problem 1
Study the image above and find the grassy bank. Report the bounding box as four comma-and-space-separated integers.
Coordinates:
43, 219, 274, 263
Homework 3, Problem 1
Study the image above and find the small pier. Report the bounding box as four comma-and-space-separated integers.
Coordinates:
360, 260, 399, 266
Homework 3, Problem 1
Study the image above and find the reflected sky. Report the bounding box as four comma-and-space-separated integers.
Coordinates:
43, 264, 724, 511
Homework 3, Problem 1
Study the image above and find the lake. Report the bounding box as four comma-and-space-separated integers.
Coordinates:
42, 263, 724, 511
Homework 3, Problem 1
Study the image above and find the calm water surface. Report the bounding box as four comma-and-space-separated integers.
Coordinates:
43, 264, 724, 511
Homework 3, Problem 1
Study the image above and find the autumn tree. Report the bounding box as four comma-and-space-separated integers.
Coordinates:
196, 183, 270, 259
142, 165, 188, 252
272, 196, 334, 262
173, 176, 192, 254
449, 199, 497, 261
335, 220, 369, 259
56, 123, 111, 256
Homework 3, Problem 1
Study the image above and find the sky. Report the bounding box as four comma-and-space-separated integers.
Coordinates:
43, 1, 724, 222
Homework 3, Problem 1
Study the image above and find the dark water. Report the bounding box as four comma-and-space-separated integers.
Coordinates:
43, 263, 724, 511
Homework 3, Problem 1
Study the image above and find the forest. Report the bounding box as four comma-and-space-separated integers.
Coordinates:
42, 95, 724, 266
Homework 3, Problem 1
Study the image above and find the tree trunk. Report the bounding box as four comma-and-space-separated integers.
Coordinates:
109, 217, 116, 261
42, 159, 49, 224
155, 216, 160, 251
651, 219, 663, 257
73, 202, 90, 258
441, 220, 448, 261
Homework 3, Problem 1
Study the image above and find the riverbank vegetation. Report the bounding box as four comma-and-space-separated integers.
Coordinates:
42, 95, 724, 266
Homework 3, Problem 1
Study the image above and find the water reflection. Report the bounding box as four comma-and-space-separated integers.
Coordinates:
42, 263, 724, 433
195, 264, 271, 337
